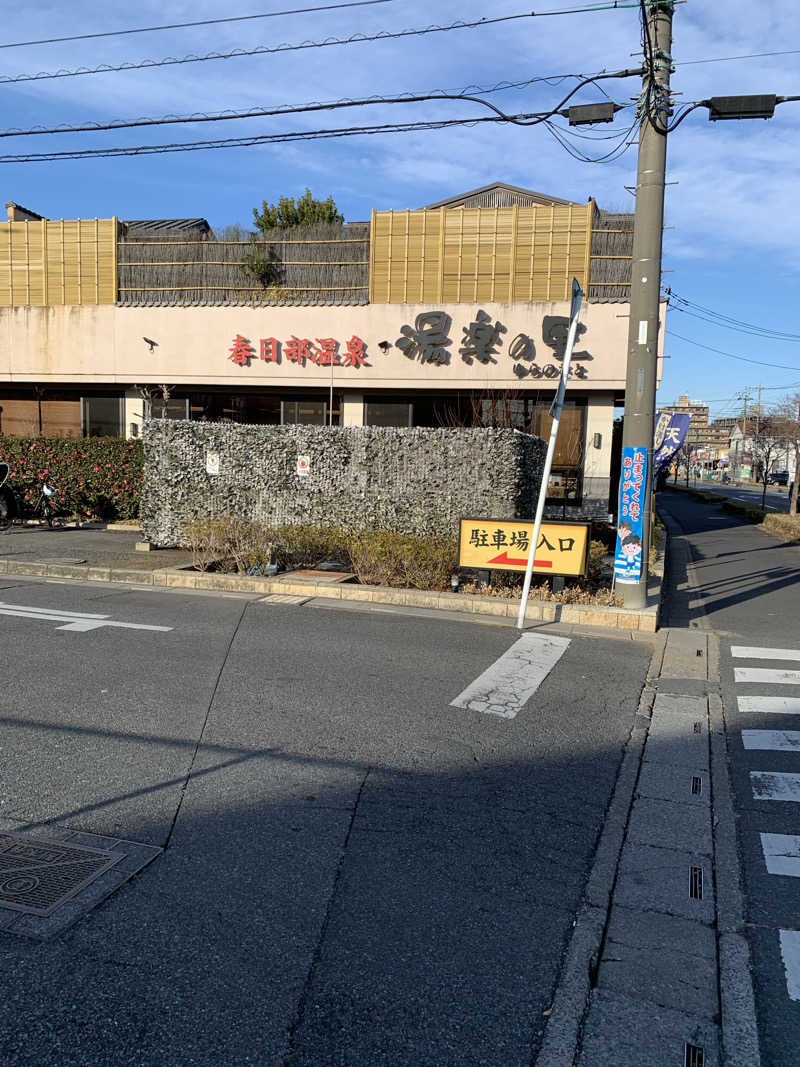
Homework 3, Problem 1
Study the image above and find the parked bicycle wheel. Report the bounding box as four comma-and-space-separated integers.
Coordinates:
41, 497, 54, 529
0, 488, 13, 531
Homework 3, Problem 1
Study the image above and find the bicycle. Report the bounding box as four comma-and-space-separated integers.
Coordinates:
0, 463, 57, 530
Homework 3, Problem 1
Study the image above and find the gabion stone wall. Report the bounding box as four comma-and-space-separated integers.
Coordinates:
140, 421, 545, 546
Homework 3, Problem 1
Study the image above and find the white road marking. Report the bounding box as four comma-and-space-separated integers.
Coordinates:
0, 601, 171, 633
735, 667, 800, 685
743, 730, 800, 751
738, 696, 800, 716
780, 930, 800, 1001
761, 834, 800, 877
732, 646, 800, 663
750, 771, 800, 802
450, 632, 570, 719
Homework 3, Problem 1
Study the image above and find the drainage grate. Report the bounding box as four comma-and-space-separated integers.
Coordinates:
0, 834, 122, 917
689, 866, 704, 900
691, 776, 703, 796
693, 721, 703, 734
685, 1042, 704, 1067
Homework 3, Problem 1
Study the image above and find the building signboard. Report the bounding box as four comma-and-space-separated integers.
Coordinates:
458, 518, 590, 577
0, 300, 665, 391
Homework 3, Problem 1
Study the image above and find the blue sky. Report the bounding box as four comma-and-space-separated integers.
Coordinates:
2, 0, 799, 421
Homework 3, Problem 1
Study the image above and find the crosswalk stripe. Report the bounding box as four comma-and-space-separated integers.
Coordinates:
450, 632, 570, 719
780, 930, 800, 1001
732, 646, 800, 662
761, 834, 800, 877
738, 696, 800, 716
735, 667, 800, 685
743, 730, 800, 751
751, 771, 800, 802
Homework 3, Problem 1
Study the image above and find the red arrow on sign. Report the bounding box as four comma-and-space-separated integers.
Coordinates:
488, 552, 552, 568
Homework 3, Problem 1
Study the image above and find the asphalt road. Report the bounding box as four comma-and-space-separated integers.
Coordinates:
0, 575, 651, 1066
659, 488, 800, 1067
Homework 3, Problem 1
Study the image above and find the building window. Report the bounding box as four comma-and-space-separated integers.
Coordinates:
281, 399, 328, 425
364, 400, 413, 427
149, 398, 190, 420
82, 397, 123, 437
527, 401, 586, 506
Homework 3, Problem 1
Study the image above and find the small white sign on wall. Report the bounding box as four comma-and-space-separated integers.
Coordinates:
206, 451, 220, 476
296, 455, 311, 477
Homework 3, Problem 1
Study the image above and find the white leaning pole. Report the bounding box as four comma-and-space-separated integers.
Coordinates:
516, 278, 584, 630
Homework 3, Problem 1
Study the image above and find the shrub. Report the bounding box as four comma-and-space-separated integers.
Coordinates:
269, 524, 350, 570
760, 513, 800, 543
348, 530, 458, 589
0, 434, 143, 521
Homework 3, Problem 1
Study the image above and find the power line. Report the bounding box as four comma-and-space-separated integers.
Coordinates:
666, 289, 800, 341
0, 73, 598, 140
678, 49, 800, 67
666, 330, 800, 371
0, 114, 530, 163
0, 7, 637, 86
0, 69, 642, 162
0, 0, 394, 50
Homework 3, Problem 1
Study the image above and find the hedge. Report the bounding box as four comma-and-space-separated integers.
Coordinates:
0, 435, 143, 521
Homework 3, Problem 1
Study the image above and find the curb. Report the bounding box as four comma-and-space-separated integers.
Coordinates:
658, 498, 762, 1067
0, 557, 661, 632
534, 641, 662, 1066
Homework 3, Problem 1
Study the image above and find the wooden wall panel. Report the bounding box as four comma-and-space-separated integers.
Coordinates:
0, 218, 117, 306
370, 204, 593, 303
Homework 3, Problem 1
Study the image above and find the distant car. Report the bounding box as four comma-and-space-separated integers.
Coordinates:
768, 471, 789, 486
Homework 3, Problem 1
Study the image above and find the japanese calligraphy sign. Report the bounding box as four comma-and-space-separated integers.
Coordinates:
223, 308, 599, 380
652, 410, 690, 481
229, 334, 370, 369
614, 446, 648, 584
458, 518, 590, 577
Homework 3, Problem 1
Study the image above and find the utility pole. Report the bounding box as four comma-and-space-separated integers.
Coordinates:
620, 1, 674, 610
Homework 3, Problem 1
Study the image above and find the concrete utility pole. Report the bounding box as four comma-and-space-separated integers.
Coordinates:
620, 1, 674, 610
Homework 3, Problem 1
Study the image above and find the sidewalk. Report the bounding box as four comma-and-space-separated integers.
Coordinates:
0, 523, 660, 633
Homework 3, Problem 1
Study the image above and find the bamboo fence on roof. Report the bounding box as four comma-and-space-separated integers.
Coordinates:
0, 218, 117, 306
117, 221, 370, 304
368, 203, 595, 304
588, 210, 634, 299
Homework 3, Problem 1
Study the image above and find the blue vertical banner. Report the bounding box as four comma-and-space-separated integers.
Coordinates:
652, 411, 691, 483
614, 446, 648, 584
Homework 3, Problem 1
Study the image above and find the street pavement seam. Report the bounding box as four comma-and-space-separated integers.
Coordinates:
162, 597, 251, 850
282, 766, 372, 1064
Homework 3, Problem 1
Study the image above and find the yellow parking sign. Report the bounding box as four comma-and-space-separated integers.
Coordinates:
458, 518, 590, 577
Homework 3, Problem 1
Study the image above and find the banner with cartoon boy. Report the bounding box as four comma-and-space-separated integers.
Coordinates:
614, 446, 648, 584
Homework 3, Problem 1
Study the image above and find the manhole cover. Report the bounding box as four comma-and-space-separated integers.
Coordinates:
0, 834, 122, 916
0, 825, 162, 939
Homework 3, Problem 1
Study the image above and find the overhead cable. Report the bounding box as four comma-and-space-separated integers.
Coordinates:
0, 114, 529, 163
0, 9, 636, 86
0, 73, 598, 140
666, 289, 800, 341
0, 1, 395, 50
0, 0, 639, 52
666, 330, 800, 372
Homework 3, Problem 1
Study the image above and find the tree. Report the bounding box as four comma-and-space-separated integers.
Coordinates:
750, 413, 791, 509
252, 189, 343, 234
771, 395, 800, 515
